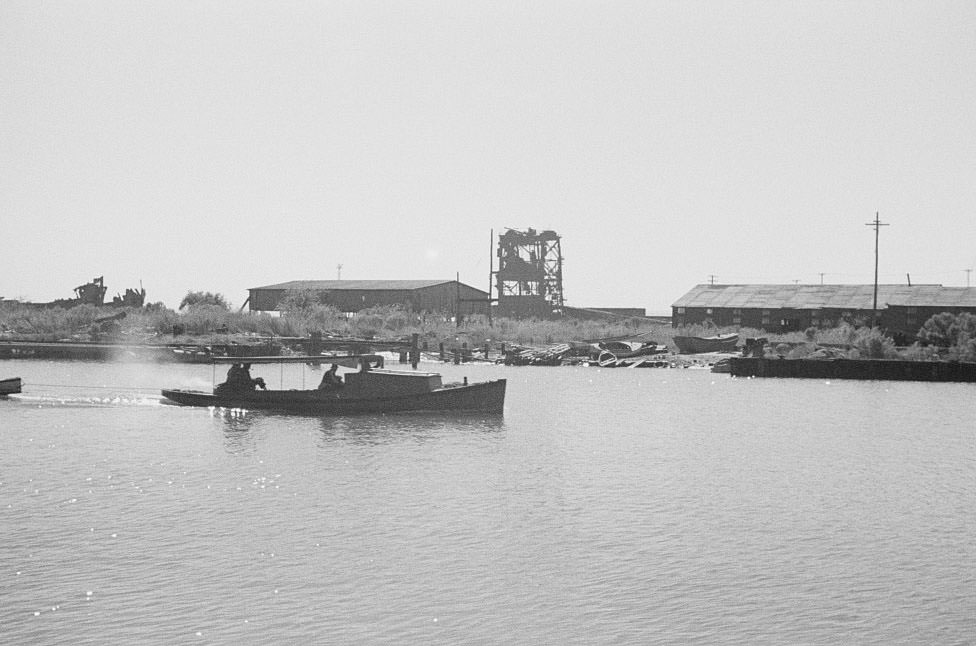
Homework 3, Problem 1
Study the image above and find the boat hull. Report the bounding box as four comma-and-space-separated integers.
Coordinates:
1, 377, 22, 395
161, 379, 506, 415
673, 334, 739, 354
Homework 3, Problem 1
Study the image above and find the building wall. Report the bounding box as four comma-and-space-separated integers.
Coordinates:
250, 289, 287, 312
674, 303, 976, 338
882, 305, 976, 340
673, 306, 872, 332
249, 282, 489, 315
672, 284, 976, 339
496, 295, 551, 319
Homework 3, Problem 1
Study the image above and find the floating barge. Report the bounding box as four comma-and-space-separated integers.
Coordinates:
729, 357, 976, 383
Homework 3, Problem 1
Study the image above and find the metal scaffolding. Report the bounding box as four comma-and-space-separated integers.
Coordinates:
494, 228, 564, 318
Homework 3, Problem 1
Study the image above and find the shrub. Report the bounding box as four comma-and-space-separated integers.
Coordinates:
278, 289, 324, 317
350, 310, 384, 338
180, 291, 229, 310
900, 343, 941, 362
917, 312, 976, 348
849, 327, 898, 359
178, 304, 233, 334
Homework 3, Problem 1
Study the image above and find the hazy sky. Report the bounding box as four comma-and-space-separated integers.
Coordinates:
3, 1, 974, 314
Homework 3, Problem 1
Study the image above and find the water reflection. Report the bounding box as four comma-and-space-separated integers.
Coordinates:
216, 408, 258, 455
213, 407, 506, 452
316, 414, 506, 446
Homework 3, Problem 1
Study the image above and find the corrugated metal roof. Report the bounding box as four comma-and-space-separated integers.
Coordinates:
250, 280, 456, 292
672, 284, 976, 309
885, 285, 976, 307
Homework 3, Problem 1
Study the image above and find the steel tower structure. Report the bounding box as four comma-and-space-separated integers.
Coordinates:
494, 228, 564, 318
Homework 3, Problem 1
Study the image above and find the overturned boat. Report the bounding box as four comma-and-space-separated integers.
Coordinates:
594, 339, 668, 358
673, 333, 739, 354
161, 355, 505, 415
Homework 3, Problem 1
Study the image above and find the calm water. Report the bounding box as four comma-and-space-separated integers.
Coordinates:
1, 358, 974, 645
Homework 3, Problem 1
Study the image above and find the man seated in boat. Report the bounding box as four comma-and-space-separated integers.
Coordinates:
216, 362, 267, 394
318, 363, 343, 390
224, 363, 245, 386
241, 363, 267, 390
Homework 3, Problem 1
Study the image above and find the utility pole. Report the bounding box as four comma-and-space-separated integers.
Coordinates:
865, 212, 889, 328
487, 229, 494, 327
819, 272, 825, 285
965, 269, 972, 287
708, 274, 717, 285
337, 264, 342, 280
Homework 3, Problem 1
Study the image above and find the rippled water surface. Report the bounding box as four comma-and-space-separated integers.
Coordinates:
1, 359, 974, 644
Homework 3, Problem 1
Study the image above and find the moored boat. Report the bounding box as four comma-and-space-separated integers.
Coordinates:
710, 358, 731, 373
1, 377, 22, 395
673, 333, 739, 354
595, 340, 668, 358
161, 355, 506, 415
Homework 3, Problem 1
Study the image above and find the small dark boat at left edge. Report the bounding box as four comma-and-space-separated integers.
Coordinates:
1, 377, 23, 396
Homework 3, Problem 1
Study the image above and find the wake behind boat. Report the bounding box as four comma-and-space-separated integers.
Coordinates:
161, 355, 506, 415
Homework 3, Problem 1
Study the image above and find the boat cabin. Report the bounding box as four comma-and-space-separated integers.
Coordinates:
342, 369, 443, 397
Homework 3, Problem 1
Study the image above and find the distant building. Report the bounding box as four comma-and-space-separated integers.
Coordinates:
671, 284, 976, 340
247, 280, 490, 316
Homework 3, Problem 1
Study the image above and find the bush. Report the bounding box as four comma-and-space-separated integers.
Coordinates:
900, 343, 941, 362
278, 289, 324, 317
178, 304, 233, 334
850, 327, 898, 359
917, 312, 976, 349
180, 291, 229, 311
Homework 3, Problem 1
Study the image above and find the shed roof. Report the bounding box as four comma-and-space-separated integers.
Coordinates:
250, 280, 458, 292
672, 284, 976, 310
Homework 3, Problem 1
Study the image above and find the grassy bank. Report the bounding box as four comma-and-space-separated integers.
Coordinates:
0, 301, 967, 360
0, 302, 665, 347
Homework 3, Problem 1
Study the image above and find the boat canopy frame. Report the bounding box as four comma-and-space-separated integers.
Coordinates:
207, 354, 385, 390
206, 354, 384, 367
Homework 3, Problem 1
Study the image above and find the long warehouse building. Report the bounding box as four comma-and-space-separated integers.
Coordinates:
672, 284, 976, 339
248, 280, 490, 316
